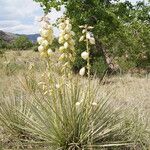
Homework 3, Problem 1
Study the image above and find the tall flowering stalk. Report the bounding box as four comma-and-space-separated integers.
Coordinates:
79, 25, 96, 149
58, 17, 75, 76
79, 25, 95, 78
37, 16, 54, 58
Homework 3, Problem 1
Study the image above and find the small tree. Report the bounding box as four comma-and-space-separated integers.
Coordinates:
13, 36, 33, 50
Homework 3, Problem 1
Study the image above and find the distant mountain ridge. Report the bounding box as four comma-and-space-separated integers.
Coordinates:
0, 30, 39, 43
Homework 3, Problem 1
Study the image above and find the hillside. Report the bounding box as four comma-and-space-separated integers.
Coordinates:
0, 30, 18, 42
0, 30, 39, 43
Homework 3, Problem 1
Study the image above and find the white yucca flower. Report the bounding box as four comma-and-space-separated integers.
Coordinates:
37, 16, 54, 58
89, 37, 95, 45
59, 46, 65, 52
58, 17, 75, 74
64, 42, 69, 49
38, 45, 45, 52
47, 49, 53, 56
40, 29, 50, 38
86, 32, 91, 39
81, 51, 89, 60
64, 34, 70, 40
59, 23, 66, 30
71, 31, 75, 36
59, 37, 64, 44
41, 40, 49, 47
37, 37, 44, 44
79, 67, 86, 76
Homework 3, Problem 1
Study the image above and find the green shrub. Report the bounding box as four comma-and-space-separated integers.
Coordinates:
12, 36, 33, 50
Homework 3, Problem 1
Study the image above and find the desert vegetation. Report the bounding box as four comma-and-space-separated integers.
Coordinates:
0, 0, 150, 149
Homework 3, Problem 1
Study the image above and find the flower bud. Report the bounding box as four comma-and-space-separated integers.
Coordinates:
79, 36, 85, 42
82, 29, 86, 34
87, 26, 94, 29
79, 67, 86, 76
81, 51, 89, 60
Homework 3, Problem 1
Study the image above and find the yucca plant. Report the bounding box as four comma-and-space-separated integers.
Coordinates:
14, 75, 145, 150
0, 89, 40, 149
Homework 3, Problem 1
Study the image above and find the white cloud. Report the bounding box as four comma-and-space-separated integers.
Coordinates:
0, 20, 40, 34
0, 0, 64, 35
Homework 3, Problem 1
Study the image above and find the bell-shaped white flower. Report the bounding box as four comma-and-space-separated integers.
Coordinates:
71, 31, 75, 36
47, 49, 53, 56
89, 37, 95, 45
59, 46, 65, 52
59, 36, 64, 44
41, 40, 49, 47
86, 32, 91, 39
64, 42, 69, 49
38, 45, 45, 52
79, 67, 86, 76
81, 51, 89, 60
37, 37, 44, 44
59, 23, 66, 30
64, 34, 70, 40
65, 24, 72, 32
41, 29, 50, 37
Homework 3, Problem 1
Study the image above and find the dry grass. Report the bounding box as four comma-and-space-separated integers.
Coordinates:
0, 50, 150, 117
0, 50, 150, 149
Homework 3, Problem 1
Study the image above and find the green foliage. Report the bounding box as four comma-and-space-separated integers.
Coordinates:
0, 38, 7, 49
12, 36, 33, 50
34, 0, 150, 75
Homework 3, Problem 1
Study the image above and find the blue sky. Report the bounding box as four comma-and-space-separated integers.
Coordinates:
0, 0, 146, 35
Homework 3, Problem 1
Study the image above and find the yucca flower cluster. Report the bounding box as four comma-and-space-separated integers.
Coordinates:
58, 17, 75, 74
37, 16, 54, 58
79, 25, 95, 77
